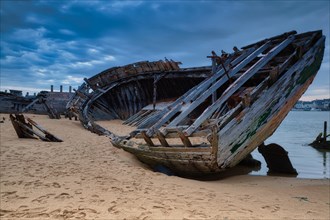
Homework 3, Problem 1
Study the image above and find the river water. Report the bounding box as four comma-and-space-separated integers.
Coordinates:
251, 111, 330, 179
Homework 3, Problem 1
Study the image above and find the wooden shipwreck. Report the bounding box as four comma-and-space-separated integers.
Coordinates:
68, 30, 325, 176
0, 90, 73, 118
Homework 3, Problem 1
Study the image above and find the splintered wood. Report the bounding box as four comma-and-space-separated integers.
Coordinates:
10, 114, 62, 142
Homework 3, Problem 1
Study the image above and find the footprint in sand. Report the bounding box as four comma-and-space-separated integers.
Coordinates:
1, 191, 17, 197
261, 205, 280, 213
54, 193, 73, 200
74, 189, 83, 195
1, 191, 28, 200
52, 182, 61, 188
32, 193, 55, 204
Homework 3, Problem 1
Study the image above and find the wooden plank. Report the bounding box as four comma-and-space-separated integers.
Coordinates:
184, 35, 295, 136
10, 114, 35, 139
131, 110, 154, 126
141, 48, 257, 136
22, 98, 40, 112
149, 146, 211, 153
178, 130, 192, 147
124, 110, 144, 125
166, 42, 271, 128
135, 128, 210, 139
156, 131, 170, 147
211, 125, 219, 157
16, 120, 48, 141
26, 117, 63, 142
141, 131, 154, 146
153, 75, 157, 110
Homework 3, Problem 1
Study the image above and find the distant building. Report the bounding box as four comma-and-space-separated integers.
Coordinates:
294, 99, 330, 111
9, 90, 23, 97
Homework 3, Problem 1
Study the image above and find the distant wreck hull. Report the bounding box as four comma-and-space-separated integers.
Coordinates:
0, 91, 73, 116
69, 30, 325, 176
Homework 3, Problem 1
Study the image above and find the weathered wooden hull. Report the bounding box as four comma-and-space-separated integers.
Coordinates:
0, 91, 73, 115
69, 30, 325, 176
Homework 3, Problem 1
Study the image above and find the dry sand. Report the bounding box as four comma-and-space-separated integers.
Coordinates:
0, 114, 329, 219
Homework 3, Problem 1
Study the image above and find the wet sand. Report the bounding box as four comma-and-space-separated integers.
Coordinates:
0, 114, 329, 219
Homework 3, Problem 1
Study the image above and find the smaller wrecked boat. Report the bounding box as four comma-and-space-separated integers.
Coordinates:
0, 87, 74, 119
309, 121, 330, 150
68, 30, 325, 177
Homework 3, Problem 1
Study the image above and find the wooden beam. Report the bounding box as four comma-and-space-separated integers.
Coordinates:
156, 131, 170, 147
211, 125, 219, 157
149, 146, 211, 153
184, 35, 295, 136
142, 48, 256, 136
26, 117, 63, 142
178, 130, 192, 147
141, 131, 154, 146
166, 42, 271, 128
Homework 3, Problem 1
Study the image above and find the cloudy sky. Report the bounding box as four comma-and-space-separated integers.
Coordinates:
0, 0, 329, 100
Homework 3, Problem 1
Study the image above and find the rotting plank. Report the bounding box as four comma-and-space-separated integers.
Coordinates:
184, 35, 295, 136
141, 131, 154, 146
156, 131, 170, 147
142, 47, 257, 136
166, 42, 271, 128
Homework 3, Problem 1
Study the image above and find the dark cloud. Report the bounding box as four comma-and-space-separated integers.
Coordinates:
0, 0, 329, 99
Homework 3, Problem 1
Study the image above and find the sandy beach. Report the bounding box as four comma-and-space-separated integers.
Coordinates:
0, 114, 329, 219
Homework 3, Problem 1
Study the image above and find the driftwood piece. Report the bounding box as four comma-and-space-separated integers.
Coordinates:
10, 114, 63, 142
10, 114, 36, 139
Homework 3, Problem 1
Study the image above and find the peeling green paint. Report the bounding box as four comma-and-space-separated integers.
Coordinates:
297, 48, 324, 85
230, 103, 277, 153
285, 84, 295, 98
257, 107, 272, 127
229, 45, 324, 155
230, 125, 257, 153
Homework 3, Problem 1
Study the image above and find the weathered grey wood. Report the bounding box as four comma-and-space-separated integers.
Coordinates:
21, 98, 40, 112
149, 146, 211, 153
166, 42, 271, 128
142, 48, 256, 136
82, 83, 119, 120
134, 110, 160, 127
124, 110, 144, 125
153, 75, 157, 110
217, 36, 325, 168
132, 110, 154, 126
211, 103, 228, 119
135, 128, 210, 139
184, 35, 295, 136
217, 103, 243, 129
65, 30, 324, 176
